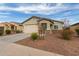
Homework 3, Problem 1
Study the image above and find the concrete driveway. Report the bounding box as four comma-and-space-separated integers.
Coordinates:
0, 41, 61, 56
0, 33, 61, 56
0, 33, 30, 43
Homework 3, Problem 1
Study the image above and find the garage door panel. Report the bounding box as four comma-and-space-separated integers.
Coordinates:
23, 25, 38, 34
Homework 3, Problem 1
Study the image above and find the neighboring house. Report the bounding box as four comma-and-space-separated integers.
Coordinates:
0, 22, 12, 35
22, 16, 64, 34
0, 22, 23, 35
10, 22, 23, 32
70, 23, 79, 32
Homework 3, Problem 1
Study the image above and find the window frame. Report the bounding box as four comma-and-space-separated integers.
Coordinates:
54, 25, 58, 30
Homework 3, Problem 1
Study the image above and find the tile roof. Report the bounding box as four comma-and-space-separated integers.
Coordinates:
71, 23, 79, 26
22, 16, 64, 24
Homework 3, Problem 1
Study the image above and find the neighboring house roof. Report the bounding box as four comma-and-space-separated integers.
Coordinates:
0, 22, 15, 27
10, 22, 23, 26
0, 22, 23, 28
22, 16, 64, 24
0, 22, 10, 26
71, 23, 79, 27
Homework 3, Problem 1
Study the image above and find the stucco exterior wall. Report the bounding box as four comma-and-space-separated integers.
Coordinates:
23, 18, 38, 34
23, 18, 38, 25
70, 25, 79, 32
23, 17, 63, 34
52, 22, 63, 30
16, 25, 23, 31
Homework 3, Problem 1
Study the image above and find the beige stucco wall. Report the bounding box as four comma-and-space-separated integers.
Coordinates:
24, 18, 38, 25
70, 25, 79, 32
19, 25, 23, 31
23, 18, 38, 34
52, 22, 63, 30
16, 25, 23, 31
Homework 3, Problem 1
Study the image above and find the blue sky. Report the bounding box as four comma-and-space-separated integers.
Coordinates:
0, 3, 79, 24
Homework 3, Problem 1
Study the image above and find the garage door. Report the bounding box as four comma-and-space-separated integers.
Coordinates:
23, 25, 38, 34
0, 27, 4, 35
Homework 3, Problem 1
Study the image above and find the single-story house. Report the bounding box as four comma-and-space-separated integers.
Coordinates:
70, 23, 79, 32
0, 22, 23, 35
0, 22, 12, 35
10, 22, 23, 32
22, 16, 64, 34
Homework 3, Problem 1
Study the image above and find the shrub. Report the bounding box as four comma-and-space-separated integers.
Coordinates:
75, 29, 79, 36
31, 33, 38, 41
6, 30, 11, 34
61, 28, 73, 40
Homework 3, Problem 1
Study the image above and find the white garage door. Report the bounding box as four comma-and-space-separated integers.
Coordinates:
23, 25, 38, 34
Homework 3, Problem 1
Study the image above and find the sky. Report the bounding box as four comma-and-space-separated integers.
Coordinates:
0, 3, 79, 24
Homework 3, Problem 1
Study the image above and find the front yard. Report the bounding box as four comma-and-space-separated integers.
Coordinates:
15, 32, 79, 56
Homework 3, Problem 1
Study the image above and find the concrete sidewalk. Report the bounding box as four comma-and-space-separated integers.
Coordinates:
0, 41, 61, 56
0, 33, 30, 43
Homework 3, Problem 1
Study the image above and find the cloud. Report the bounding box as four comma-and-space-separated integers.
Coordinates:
0, 3, 66, 15
0, 3, 79, 15
0, 3, 79, 24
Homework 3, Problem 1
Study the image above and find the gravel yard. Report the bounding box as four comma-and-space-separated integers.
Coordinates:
15, 32, 79, 56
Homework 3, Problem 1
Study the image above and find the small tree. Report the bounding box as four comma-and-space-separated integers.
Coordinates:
75, 29, 79, 36
61, 19, 73, 40
31, 33, 38, 41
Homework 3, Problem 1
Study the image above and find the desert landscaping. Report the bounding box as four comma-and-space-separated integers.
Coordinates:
15, 31, 79, 56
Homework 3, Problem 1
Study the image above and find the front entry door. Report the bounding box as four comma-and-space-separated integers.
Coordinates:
41, 23, 47, 30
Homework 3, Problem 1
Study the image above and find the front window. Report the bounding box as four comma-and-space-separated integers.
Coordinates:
54, 25, 58, 30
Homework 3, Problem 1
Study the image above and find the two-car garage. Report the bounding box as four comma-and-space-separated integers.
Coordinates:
23, 24, 38, 34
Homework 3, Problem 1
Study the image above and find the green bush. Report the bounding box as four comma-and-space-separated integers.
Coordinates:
61, 28, 73, 40
31, 33, 38, 41
6, 30, 11, 34
75, 29, 79, 36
